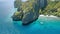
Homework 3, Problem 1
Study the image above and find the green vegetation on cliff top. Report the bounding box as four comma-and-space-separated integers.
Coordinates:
14, 0, 60, 17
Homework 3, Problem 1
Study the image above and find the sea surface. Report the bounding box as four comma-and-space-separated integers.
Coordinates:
0, 0, 60, 34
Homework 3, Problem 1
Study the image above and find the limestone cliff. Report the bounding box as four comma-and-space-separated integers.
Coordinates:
12, 0, 47, 25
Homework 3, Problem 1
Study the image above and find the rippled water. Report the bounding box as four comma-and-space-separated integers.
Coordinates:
0, 0, 60, 34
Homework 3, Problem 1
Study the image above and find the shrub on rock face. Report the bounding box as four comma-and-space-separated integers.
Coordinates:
57, 13, 60, 17
12, 11, 23, 21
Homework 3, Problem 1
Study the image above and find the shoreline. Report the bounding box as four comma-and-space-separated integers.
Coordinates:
39, 15, 57, 18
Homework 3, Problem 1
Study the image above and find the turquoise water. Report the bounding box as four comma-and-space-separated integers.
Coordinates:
0, 15, 60, 34
0, 0, 60, 34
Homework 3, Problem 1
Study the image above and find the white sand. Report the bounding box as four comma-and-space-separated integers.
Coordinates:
39, 15, 57, 18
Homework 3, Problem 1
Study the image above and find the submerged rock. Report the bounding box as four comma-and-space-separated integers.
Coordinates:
40, 22, 44, 25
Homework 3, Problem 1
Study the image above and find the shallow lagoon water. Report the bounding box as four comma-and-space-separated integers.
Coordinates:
0, 0, 60, 34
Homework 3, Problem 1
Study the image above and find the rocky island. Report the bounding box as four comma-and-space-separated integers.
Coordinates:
12, 0, 47, 25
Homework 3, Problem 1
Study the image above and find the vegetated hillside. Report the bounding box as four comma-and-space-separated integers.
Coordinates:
14, 0, 60, 17
39, 1, 60, 17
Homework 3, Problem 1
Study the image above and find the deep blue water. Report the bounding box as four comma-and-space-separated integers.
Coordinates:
0, 0, 60, 34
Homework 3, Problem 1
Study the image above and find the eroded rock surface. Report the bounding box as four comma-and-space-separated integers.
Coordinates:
12, 0, 47, 25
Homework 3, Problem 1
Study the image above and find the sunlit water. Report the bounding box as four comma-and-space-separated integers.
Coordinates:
0, 0, 60, 34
